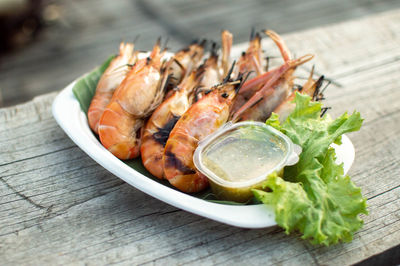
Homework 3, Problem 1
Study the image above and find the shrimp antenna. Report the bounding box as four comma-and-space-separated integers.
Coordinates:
313, 75, 325, 101
210, 41, 219, 57
255, 32, 261, 41
320, 107, 331, 117
265, 55, 279, 60
235, 71, 253, 93
223, 60, 236, 83
250, 27, 256, 41
265, 56, 270, 72
109, 64, 132, 75
320, 78, 331, 95
191, 51, 198, 59
193, 86, 202, 102
293, 84, 303, 91
133, 34, 140, 44
199, 39, 207, 47
195, 63, 206, 78
156, 37, 161, 47
163, 37, 170, 51
173, 58, 184, 71
162, 74, 173, 93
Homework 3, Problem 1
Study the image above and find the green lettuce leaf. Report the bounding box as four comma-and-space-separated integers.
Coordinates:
253, 93, 367, 245
265, 112, 282, 131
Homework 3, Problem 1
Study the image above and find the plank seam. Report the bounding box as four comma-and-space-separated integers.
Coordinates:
367, 184, 400, 201
0, 177, 45, 210
0, 145, 77, 167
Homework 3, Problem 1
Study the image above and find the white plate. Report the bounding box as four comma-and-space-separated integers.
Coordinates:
52, 73, 355, 230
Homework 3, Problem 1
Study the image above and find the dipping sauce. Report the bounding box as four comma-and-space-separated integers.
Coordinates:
202, 127, 286, 182
193, 121, 300, 203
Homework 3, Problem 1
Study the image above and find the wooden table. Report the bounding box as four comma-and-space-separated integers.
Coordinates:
1, 10, 400, 265
2, 0, 400, 107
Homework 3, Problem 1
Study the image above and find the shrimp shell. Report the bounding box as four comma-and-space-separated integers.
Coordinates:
231, 54, 313, 122
98, 40, 169, 159
163, 78, 244, 193
141, 69, 204, 179
88, 42, 136, 134
232, 30, 314, 122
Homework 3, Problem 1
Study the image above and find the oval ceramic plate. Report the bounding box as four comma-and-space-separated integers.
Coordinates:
52, 79, 355, 229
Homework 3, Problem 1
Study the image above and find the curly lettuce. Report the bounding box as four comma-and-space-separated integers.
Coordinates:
253, 93, 368, 246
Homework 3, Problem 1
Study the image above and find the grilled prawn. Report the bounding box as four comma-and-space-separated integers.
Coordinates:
232, 30, 313, 122
163, 76, 244, 193
140, 46, 226, 179
141, 68, 205, 178
88, 42, 136, 134
98, 40, 169, 159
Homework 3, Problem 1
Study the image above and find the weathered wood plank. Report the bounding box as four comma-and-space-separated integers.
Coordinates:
1, 0, 400, 107
1, 10, 400, 265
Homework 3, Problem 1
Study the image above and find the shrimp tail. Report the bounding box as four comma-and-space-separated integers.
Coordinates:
221, 30, 233, 77
163, 77, 244, 193
251, 54, 263, 76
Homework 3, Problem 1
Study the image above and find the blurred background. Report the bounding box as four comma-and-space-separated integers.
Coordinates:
0, 0, 399, 107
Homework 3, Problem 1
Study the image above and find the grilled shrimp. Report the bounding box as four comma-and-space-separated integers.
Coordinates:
237, 30, 292, 96
98, 40, 169, 159
163, 76, 244, 193
141, 47, 224, 179
231, 30, 313, 122
141, 68, 205, 178
88, 42, 136, 134
232, 55, 313, 121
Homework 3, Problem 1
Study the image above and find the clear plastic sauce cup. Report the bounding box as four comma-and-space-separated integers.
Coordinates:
193, 121, 301, 203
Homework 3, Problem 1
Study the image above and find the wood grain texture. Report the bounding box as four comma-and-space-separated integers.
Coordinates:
1, 10, 400, 265
1, 0, 400, 107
